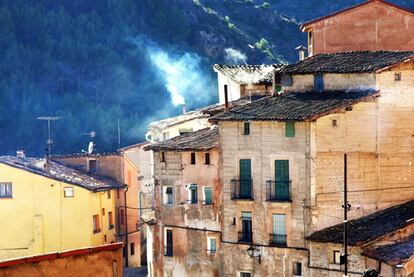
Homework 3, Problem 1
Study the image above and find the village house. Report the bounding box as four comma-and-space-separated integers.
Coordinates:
300, 0, 414, 56
53, 151, 143, 268
144, 127, 221, 277
0, 154, 123, 260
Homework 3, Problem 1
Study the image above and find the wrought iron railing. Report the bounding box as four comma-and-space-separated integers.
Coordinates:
230, 179, 253, 200
269, 234, 287, 246
266, 180, 291, 202
238, 231, 253, 243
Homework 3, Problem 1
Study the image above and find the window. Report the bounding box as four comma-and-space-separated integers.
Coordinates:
285, 121, 295, 137
240, 212, 252, 243
0, 183, 12, 198
130, 243, 135, 256
240, 272, 251, 277
63, 187, 74, 198
165, 228, 173, 256
102, 208, 105, 215
162, 132, 169, 141
314, 73, 324, 91
93, 215, 101, 233
308, 31, 313, 56
293, 262, 302, 276
333, 250, 341, 264
179, 128, 193, 135
164, 186, 173, 205
88, 159, 97, 174
204, 187, 212, 205
108, 211, 114, 229
205, 153, 210, 165
161, 151, 166, 162
243, 122, 250, 135
274, 160, 290, 201
191, 152, 196, 164
239, 159, 252, 199
271, 214, 287, 246
189, 184, 198, 204
120, 209, 125, 226
207, 237, 217, 254
107, 191, 111, 199
395, 72, 402, 81
332, 118, 338, 127
117, 189, 120, 199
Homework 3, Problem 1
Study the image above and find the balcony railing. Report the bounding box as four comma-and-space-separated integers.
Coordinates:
231, 179, 253, 200
238, 231, 253, 243
164, 246, 173, 257
269, 234, 287, 247
266, 180, 292, 202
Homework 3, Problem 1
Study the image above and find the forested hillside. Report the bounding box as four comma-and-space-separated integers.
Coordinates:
0, 0, 412, 155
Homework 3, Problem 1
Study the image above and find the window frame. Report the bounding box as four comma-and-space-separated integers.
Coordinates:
293, 261, 302, 276
93, 214, 101, 234
161, 151, 166, 162
207, 237, 217, 254
203, 186, 213, 205
130, 242, 135, 256
164, 228, 173, 257
285, 121, 295, 137
88, 159, 98, 174
395, 72, 402, 81
164, 186, 173, 205
333, 250, 341, 264
190, 152, 196, 165
188, 184, 198, 204
239, 272, 251, 277
63, 186, 74, 198
0, 182, 12, 198
108, 211, 114, 229
205, 152, 211, 165
243, 121, 250, 135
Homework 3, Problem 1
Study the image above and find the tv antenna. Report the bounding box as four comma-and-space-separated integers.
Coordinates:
37, 116, 62, 164
81, 131, 96, 154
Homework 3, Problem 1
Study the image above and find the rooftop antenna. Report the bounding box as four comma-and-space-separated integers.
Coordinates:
37, 116, 62, 168
81, 131, 96, 154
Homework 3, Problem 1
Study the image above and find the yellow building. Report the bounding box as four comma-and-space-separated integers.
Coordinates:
0, 155, 124, 261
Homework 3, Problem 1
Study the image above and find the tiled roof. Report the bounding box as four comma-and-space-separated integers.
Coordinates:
307, 200, 414, 246
52, 152, 120, 159
363, 237, 414, 266
210, 90, 379, 122
0, 156, 124, 191
213, 64, 284, 85
144, 127, 218, 152
281, 51, 414, 74
202, 95, 266, 116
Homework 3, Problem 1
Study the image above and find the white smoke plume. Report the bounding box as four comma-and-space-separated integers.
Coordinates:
224, 48, 247, 64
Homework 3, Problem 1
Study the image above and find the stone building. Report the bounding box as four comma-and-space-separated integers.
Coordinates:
144, 127, 221, 277
300, 0, 414, 56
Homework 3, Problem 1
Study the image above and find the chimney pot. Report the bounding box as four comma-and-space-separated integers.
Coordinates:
182, 104, 187, 114
16, 150, 25, 159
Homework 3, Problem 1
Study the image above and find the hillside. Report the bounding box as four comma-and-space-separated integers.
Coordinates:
0, 0, 412, 155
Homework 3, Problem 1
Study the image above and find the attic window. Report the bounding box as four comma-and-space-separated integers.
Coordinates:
191, 153, 196, 165
332, 118, 338, 127
395, 72, 401, 81
314, 73, 324, 91
88, 159, 97, 174
63, 187, 74, 198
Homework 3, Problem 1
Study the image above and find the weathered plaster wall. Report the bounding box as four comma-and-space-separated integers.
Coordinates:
0, 245, 123, 277
218, 121, 309, 276
217, 71, 241, 104
306, 1, 414, 55
150, 149, 221, 277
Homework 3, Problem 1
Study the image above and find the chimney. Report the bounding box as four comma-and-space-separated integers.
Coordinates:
224, 85, 229, 111
182, 103, 187, 114
295, 45, 308, 61
16, 150, 25, 159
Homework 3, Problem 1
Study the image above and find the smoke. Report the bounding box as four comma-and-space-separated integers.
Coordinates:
129, 35, 216, 107
224, 48, 247, 64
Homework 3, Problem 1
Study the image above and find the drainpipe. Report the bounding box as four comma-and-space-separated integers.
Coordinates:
124, 186, 129, 267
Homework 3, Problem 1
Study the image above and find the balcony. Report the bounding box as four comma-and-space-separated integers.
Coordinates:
231, 179, 253, 200
238, 231, 253, 243
164, 246, 173, 257
266, 180, 292, 202
269, 234, 287, 247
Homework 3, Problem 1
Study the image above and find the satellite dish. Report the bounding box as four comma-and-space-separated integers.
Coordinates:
88, 141, 94, 154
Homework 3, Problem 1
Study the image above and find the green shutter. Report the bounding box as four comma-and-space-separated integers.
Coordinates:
285, 121, 295, 137
204, 187, 212, 205
275, 160, 290, 200
239, 159, 252, 198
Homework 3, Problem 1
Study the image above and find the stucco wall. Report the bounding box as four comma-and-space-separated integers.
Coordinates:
0, 164, 117, 260
306, 1, 414, 55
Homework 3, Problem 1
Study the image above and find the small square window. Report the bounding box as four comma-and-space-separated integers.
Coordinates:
285, 121, 295, 137
0, 183, 12, 198
333, 250, 341, 264
207, 237, 217, 254
88, 160, 97, 174
395, 72, 402, 81
240, 273, 251, 277
191, 153, 196, 165
63, 187, 74, 198
243, 122, 250, 135
293, 262, 302, 276
332, 119, 338, 127
205, 153, 210, 165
